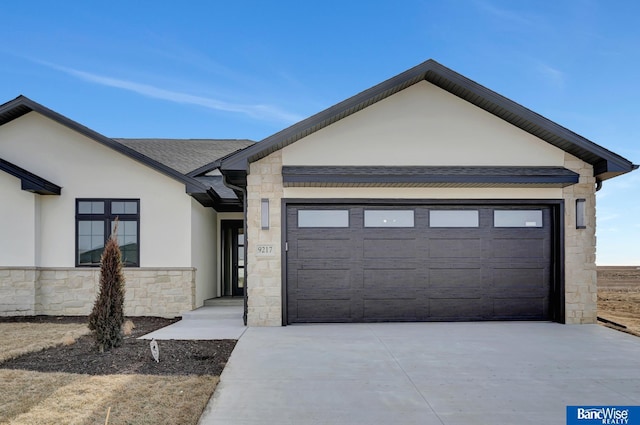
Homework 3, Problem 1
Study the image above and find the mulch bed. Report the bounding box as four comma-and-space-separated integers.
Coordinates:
0, 316, 237, 376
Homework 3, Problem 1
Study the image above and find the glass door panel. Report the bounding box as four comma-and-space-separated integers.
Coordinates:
236, 229, 245, 294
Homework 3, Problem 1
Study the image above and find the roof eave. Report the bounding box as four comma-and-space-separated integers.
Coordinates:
0, 95, 208, 194
189, 187, 242, 211
594, 159, 638, 181
206, 187, 243, 212
219, 167, 248, 189
22, 180, 62, 195
220, 60, 636, 182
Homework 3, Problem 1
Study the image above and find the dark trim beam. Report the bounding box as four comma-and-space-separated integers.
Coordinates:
282, 166, 579, 188
0, 158, 61, 195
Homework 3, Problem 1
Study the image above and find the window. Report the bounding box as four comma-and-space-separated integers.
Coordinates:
298, 210, 349, 228
364, 210, 414, 227
429, 210, 479, 227
494, 210, 542, 227
76, 199, 140, 267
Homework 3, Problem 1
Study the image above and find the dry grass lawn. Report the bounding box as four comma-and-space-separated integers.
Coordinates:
0, 323, 90, 362
0, 322, 222, 425
1, 369, 218, 425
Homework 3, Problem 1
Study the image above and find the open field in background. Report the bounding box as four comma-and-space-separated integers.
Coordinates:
598, 266, 640, 335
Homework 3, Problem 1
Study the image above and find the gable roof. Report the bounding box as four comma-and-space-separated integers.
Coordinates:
116, 138, 254, 175
221, 59, 636, 185
0, 95, 244, 208
0, 157, 61, 195
0, 95, 209, 194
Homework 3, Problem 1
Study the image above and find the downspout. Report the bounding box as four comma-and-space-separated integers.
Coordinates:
223, 175, 248, 326
595, 178, 603, 192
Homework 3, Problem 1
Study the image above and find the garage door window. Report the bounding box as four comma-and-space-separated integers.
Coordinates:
429, 210, 479, 227
364, 210, 414, 227
298, 210, 349, 228
494, 210, 542, 227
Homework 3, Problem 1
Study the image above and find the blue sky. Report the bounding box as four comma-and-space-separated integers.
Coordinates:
1, 0, 638, 264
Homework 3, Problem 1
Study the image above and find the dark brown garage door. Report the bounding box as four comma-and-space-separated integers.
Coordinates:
286, 205, 553, 323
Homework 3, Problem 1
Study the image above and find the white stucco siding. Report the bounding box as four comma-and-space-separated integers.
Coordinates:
191, 198, 217, 307
0, 172, 38, 266
282, 81, 565, 167
0, 112, 192, 268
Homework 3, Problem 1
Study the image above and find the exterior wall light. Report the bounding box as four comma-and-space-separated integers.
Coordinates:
261, 198, 269, 230
576, 198, 586, 229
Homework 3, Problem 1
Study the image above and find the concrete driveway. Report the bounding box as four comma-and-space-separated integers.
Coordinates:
199, 322, 640, 425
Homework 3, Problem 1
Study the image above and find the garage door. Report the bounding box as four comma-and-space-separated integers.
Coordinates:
285, 205, 553, 323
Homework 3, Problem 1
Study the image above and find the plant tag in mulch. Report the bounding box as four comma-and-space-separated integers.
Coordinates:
150, 338, 160, 363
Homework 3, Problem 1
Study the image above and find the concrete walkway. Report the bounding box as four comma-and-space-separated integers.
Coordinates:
139, 305, 246, 340
199, 322, 640, 425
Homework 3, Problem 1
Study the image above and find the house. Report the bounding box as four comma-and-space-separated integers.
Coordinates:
0, 59, 636, 325
217, 59, 637, 326
0, 95, 252, 317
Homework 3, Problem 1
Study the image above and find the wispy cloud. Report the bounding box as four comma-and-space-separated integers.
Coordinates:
474, 1, 536, 28
39, 61, 303, 123
536, 63, 566, 88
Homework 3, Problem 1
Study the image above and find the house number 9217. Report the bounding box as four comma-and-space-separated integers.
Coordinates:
256, 244, 275, 256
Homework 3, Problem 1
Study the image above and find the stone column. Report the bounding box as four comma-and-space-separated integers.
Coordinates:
246, 151, 284, 326
563, 153, 597, 324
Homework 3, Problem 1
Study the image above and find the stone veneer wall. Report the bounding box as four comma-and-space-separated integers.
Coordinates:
0, 268, 37, 315
246, 150, 284, 326
563, 152, 597, 324
0, 267, 195, 318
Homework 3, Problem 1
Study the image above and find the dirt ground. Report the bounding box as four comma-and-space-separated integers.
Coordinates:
0, 316, 236, 376
597, 266, 640, 335
0, 317, 235, 425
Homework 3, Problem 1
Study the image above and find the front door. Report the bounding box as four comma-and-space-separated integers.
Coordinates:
222, 220, 245, 297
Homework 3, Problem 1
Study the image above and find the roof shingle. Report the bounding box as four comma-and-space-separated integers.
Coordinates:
116, 138, 254, 175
